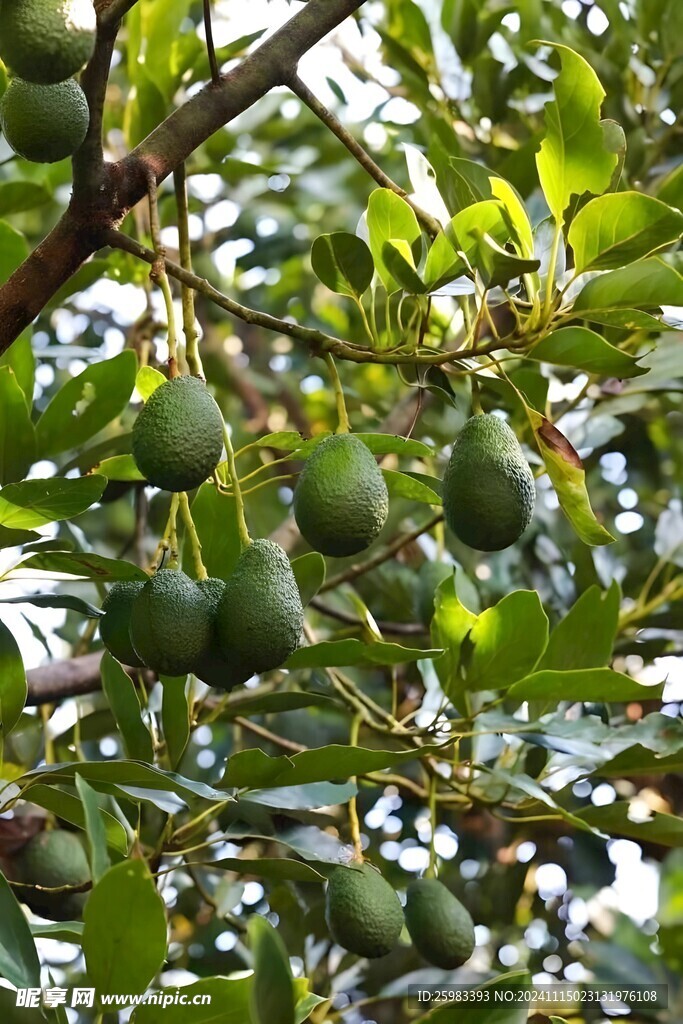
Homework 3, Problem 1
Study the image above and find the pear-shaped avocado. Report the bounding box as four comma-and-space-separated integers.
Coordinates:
193, 577, 251, 690
404, 878, 475, 969
442, 414, 535, 551
215, 539, 303, 676
100, 581, 146, 667
15, 829, 91, 921
325, 862, 403, 959
129, 569, 213, 676
132, 376, 224, 493
293, 434, 389, 557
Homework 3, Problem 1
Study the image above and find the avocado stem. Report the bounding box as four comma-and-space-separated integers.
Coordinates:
178, 492, 208, 580
324, 352, 351, 433
146, 170, 180, 378
173, 163, 204, 378
347, 713, 364, 860
222, 423, 251, 551
167, 493, 180, 568
426, 773, 438, 879
470, 376, 483, 416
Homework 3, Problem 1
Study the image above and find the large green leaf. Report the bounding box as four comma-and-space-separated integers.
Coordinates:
465, 591, 548, 692
291, 551, 325, 607
382, 468, 442, 504
577, 802, 683, 847
0, 870, 41, 990
416, 971, 531, 1023
367, 189, 421, 291
249, 916, 295, 1024
133, 978, 252, 1023
573, 255, 683, 314
83, 859, 167, 997
0, 330, 35, 406
285, 638, 441, 669
311, 232, 374, 297
0, 618, 27, 737
36, 351, 137, 457
0, 368, 36, 484
209, 857, 326, 883
568, 191, 683, 272
0, 476, 107, 530
535, 44, 618, 221
431, 573, 477, 708
161, 675, 190, 770
530, 327, 646, 379
538, 582, 620, 671
186, 483, 241, 581
17, 550, 147, 582
508, 668, 663, 703
101, 652, 155, 763
75, 774, 112, 884
25, 784, 129, 855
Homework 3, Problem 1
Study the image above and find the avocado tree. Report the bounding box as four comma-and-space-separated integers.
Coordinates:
0, 0, 682, 1021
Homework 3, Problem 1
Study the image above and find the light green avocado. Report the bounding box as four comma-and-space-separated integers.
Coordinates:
194, 577, 251, 690
132, 376, 224, 493
15, 830, 91, 921
100, 581, 146, 667
216, 539, 303, 677
325, 862, 403, 959
0, 0, 96, 84
442, 414, 535, 551
404, 878, 475, 969
129, 569, 213, 676
0, 77, 89, 163
293, 433, 389, 557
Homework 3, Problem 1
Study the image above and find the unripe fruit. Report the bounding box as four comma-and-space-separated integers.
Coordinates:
15, 830, 91, 921
404, 878, 475, 969
325, 862, 403, 959
129, 569, 213, 677
0, 77, 89, 163
0, 0, 96, 84
193, 577, 250, 690
100, 581, 145, 667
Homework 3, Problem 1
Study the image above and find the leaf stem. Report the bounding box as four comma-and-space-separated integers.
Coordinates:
543, 218, 564, 321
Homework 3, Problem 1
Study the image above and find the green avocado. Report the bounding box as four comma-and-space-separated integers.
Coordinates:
194, 577, 250, 690
442, 414, 535, 551
129, 569, 213, 676
15, 830, 91, 921
132, 376, 224, 493
293, 433, 389, 557
100, 581, 146, 667
325, 862, 403, 959
0, 0, 96, 84
0, 77, 90, 163
404, 878, 475, 969
216, 539, 303, 677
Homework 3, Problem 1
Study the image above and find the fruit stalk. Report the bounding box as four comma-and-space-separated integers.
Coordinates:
173, 163, 204, 377
347, 713, 364, 860
146, 172, 180, 377
178, 492, 208, 580
426, 773, 437, 879
222, 423, 251, 551
324, 352, 351, 433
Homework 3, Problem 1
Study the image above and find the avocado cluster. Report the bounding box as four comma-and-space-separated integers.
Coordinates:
442, 413, 535, 551
0, 0, 94, 163
325, 863, 475, 968
100, 543, 304, 686
13, 829, 92, 921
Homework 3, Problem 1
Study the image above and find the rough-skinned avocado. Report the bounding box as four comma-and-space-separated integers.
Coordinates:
442, 414, 535, 551
129, 569, 213, 676
100, 581, 145, 667
15, 830, 91, 921
216, 539, 303, 676
293, 433, 389, 557
0, 77, 89, 163
325, 862, 403, 958
404, 878, 475, 969
194, 577, 250, 690
132, 376, 224, 493
0, 0, 96, 84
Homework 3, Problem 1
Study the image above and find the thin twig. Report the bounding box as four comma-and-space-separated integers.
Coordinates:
173, 164, 203, 376
202, 0, 221, 85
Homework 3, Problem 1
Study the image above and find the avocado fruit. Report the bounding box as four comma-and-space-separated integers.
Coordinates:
404, 878, 475, 969
100, 581, 146, 667
0, 77, 90, 163
442, 414, 535, 551
293, 433, 389, 557
129, 569, 213, 676
0, 0, 96, 84
325, 862, 403, 958
216, 539, 303, 677
193, 577, 250, 690
132, 376, 224, 493
15, 830, 91, 921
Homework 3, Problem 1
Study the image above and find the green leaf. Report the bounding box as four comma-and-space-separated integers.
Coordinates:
0, 526, 40, 550
466, 590, 549, 692
25, 784, 129, 855
36, 351, 137, 457
0, 870, 41, 990
367, 189, 422, 291
476, 233, 540, 288
0, 181, 51, 217
381, 238, 427, 293
568, 192, 683, 272
490, 176, 535, 257
577, 802, 683, 847
451, 200, 510, 265
0, 475, 107, 530
101, 652, 155, 763
424, 230, 468, 290
354, 433, 433, 457
220, 690, 338, 718
30, 921, 84, 941
75, 774, 111, 883
311, 232, 374, 297
220, 743, 444, 789
96, 455, 145, 481
161, 675, 190, 770
0, 220, 29, 281
535, 43, 618, 221
0, 368, 36, 484
382, 468, 442, 504
538, 582, 620, 671
0, 330, 35, 406
0, 593, 103, 617
285, 638, 442, 670
246, 780, 357, 811
291, 552, 325, 607
135, 365, 166, 401
431, 574, 477, 708
530, 327, 646, 378
209, 857, 326, 883
573, 255, 683, 314
0, 619, 27, 737
186, 483, 241, 581
17, 549, 147, 582
508, 668, 663, 703
83, 859, 167, 997
527, 410, 615, 545
249, 916, 295, 1024
133, 978, 251, 1024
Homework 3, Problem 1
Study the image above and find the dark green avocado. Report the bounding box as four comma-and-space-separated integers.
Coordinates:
100, 580, 146, 667
129, 568, 213, 676
325, 862, 404, 959
404, 877, 475, 969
